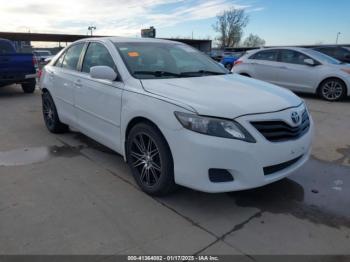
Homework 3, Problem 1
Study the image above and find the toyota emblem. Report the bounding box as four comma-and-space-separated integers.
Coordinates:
291, 111, 300, 124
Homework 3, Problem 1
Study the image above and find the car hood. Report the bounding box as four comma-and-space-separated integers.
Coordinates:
141, 74, 302, 119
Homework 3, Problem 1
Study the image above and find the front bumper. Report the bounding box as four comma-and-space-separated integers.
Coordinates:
164, 105, 313, 193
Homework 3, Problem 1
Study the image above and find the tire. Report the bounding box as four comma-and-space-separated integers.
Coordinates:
21, 79, 36, 93
225, 63, 233, 71
126, 123, 176, 196
42, 92, 69, 133
318, 78, 347, 101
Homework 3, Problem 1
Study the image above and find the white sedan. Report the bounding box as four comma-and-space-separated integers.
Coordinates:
232, 47, 350, 101
40, 37, 313, 195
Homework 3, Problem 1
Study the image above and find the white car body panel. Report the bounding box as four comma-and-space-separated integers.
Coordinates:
141, 74, 301, 119
40, 37, 313, 193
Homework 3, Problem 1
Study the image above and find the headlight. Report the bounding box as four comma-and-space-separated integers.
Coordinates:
174, 112, 256, 143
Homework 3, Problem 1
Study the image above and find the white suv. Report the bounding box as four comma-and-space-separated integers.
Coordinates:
40, 37, 313, 195
232, 47, 350, 101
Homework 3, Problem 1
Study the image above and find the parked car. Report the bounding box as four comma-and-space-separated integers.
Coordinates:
40, 37, 313, 195
312, 46, 350, 64
0, 38, 37, 92
232, 47, 350, 101
220, 52, 246, 70
209, 49, 224, 62
33, 50, 52, 63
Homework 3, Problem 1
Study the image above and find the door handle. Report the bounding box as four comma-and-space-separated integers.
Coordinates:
279, 66, 288, 69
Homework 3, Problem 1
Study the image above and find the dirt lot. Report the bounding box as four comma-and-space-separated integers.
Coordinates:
0, 85, 350, 258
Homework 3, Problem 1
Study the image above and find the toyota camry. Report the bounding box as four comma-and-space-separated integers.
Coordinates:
39, 37, 313, 195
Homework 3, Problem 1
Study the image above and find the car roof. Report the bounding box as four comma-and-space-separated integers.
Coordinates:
75, 36, 179, 45
252, 47, 310, 52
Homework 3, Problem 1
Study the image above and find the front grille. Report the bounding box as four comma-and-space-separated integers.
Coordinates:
251, 110, 310, 142
264, 155, 303, 175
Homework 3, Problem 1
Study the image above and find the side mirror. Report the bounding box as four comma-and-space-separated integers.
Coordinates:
304, 58, 315, 66
90, 66, 117, 81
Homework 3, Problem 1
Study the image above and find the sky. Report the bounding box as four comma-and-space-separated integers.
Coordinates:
0, 0, 349, 46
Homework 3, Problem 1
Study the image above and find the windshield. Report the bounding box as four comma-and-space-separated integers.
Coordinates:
114, 42, 228, 79
306, 49, 342, 65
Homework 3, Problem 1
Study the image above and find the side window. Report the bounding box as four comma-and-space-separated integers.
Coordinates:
54, 52, 66, 67
279, 50, 310, 65
249, 50, 278, 61
0, 40, 15, 54
82, 42, 116, 73
61, 43, 85, 71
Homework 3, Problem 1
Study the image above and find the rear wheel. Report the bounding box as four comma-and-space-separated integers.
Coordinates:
319, 78, 346, 101
21, 79, 36, 93
42, 92, 69, 133
126, 123, 176, 196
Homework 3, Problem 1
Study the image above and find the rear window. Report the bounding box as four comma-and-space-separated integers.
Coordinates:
0, 40, 15, 54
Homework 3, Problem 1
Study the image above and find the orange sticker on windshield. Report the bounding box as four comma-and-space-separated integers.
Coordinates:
128, 52, 139, 57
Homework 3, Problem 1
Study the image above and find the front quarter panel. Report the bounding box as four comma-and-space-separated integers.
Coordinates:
120, 89, 191, 158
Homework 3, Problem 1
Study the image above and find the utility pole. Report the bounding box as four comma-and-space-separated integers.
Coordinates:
336, 32, 341, 44
88, 26, 96, 36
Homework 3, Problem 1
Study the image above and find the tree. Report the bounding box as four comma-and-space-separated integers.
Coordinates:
213, 8, 249, 48
243, 34, 266, 47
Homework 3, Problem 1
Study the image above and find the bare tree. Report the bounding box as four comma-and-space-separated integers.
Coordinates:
213, 8, 249, 48
243, 34, 266, 47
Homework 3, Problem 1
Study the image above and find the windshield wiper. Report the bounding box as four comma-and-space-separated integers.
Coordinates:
180, 70, 228, 76
133, 71, 183, 77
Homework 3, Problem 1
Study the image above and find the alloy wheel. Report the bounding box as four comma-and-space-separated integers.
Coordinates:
321, 80, 344, 101
43, 98, 55, 129
130, 133, 162, 187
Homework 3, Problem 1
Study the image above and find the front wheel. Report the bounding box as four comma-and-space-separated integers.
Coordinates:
21, 79, 36, 93
126, 123, 176, 196
319, 78, 346, 101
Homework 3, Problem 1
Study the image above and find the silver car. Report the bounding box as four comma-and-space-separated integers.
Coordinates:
232, 47, 350, 101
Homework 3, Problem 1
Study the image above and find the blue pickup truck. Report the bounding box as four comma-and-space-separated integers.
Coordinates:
0, 38, 37, 93
220, 51, 246, 70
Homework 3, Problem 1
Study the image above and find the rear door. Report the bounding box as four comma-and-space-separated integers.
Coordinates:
274, 49, 319, 92
75, 41, 124, 153
49, 43, 85, 126
247, 50, 280, 84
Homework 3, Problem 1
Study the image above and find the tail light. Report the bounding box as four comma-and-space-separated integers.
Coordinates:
32, 56, 38, 68
234, 60, 243, 66
37, 69, 42, 80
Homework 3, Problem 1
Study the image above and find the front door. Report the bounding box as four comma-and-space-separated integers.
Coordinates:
75, 42, 124, 153
274, 49, 319, 92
